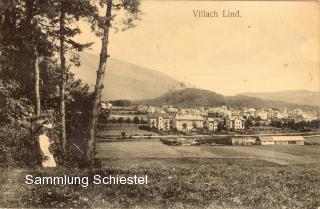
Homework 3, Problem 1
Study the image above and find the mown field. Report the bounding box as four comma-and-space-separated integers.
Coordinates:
0, 158, 319, 209
96, 124, 154, 138
96, 140, 320, 165
305, 136, 320, 145
1, 134, 320, 208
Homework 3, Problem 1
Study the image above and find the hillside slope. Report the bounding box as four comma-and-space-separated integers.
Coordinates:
138, 88, 226, 106
138, 88, 319, 110
72, 53, 179, 100
240, 90, 320, 107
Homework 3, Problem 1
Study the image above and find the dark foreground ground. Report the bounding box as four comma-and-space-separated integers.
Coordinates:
0, 158, 319, 209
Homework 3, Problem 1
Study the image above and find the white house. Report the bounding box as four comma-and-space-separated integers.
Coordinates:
173, 114, 204, 131
226, 116, 245, 130
206, 118, 222, 132
246, 108, 257, 116
100, 102, 112, 110
147, 114, 171, 130
257, 111, 268, 120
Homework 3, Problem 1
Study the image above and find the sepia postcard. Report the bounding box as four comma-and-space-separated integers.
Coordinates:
0, 0, 319, 208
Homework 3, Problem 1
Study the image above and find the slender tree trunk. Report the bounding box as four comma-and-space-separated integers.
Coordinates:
59, 3, 67, 158
25, 0, 41, 116
86, 0, 112, 167
33, 40, 41, 116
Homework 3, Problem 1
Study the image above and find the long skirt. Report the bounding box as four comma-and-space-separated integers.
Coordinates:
39, 135, 57, 168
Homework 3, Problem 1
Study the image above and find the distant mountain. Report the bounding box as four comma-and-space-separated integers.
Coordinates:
72, 53, 180, 100
137, 88, 319, 110
240, 90, 320, 107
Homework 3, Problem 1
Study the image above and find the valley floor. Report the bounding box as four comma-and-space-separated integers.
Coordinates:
97, 140, 320, 165
1, 142, 319, 208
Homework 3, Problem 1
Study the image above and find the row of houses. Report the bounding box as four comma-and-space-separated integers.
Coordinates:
147, 113, 246, 132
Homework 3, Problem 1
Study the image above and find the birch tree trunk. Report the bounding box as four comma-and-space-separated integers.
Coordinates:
59, 3, 67, 157
86, 0, 112, 166
33, 41, 41, 116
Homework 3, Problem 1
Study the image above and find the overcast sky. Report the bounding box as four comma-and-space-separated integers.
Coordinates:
77, 1, 319, 95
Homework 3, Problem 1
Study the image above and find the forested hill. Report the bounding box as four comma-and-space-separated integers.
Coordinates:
136, 88, 320, 110
137, 88, 226, 107
73, 53, 180, 101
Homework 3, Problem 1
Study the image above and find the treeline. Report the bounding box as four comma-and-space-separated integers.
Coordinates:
0, 0, 141, 167
270, 120, 320, 131
101, 116, 147, 124
109, 99, 132, 107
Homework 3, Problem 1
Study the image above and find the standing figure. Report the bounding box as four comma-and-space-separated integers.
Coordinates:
35, 119, 57, 168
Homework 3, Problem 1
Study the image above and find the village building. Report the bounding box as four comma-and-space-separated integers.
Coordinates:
294, 115, 304, 123
226, 116, 245, 130
137, 105, 148, 113
173, 114, 204, 131
206, 118, 223, 132
147, 106, 156, 113
100, 102, 112, 110
274, 111, 285, 119
147, 114, 171, 131
166, 107, 179, 114
293, 109, 303, 116
302, 112, 318, 121
257, 136, 304, 145
245, 108, 257, 117
257, 111, 268, 120
231, 137, 257, 146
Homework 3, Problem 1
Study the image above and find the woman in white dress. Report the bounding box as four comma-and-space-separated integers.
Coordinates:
36, 120, 57, 168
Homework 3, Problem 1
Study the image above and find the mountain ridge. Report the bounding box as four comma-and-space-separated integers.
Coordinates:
239, 90, 320, 107
72, 53, 180, 100
73, 53, 320, 108
136, 88, 319, 110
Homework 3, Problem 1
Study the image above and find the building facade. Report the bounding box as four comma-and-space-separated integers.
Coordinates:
206, 118, 222, 132
258, 136, 304, 145
226, 116, 245, 130
147, 114, 171, 130
173, 114, 204, 131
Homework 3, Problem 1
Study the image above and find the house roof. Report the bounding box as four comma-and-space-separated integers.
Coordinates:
207, 117, 223, 122
148, 113, 172, 119
258, 136, 304, 142
228, 116, 245, 121
167, 107, 179, 112
246, 108, 256, 112
174, 114, 204, 121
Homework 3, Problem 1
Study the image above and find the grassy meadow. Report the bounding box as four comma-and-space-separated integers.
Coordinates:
96, 124, 154, 138
0, 158, 319, 209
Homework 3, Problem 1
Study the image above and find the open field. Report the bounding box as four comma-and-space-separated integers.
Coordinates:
1, 140, 319, 208
96, 140, 320, 165
1, 131, 319, 208
1, 159, 319, 208
97, 124, 154, 138
109, 114, 148, 120
305, 136, 320, 145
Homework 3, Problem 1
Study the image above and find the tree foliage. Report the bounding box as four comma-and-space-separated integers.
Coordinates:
0, 0, 142, 167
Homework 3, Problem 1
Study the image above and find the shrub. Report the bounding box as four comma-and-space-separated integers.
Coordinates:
0, 128, 36, 167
